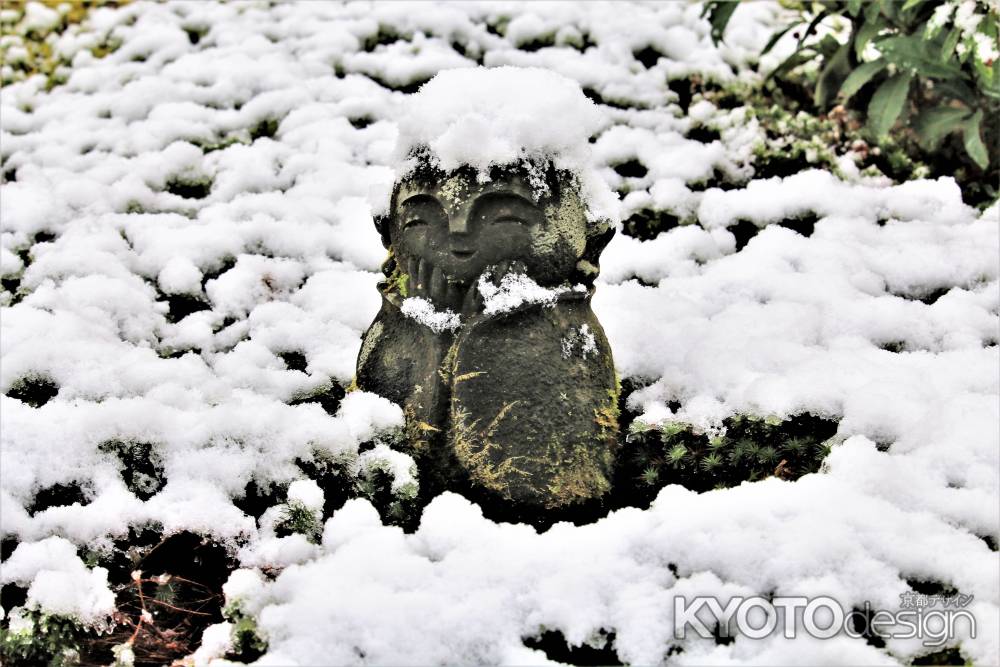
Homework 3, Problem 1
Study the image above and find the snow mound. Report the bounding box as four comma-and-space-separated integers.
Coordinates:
1, 536, 114, 625
227, 489, 999, 665
394, 66, 616, 221
396, 66, 601, 176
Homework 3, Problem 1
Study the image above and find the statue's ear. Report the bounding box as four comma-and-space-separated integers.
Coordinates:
373, 212, 392, 249
574, 219, 615, 285
583, 219, 615, 261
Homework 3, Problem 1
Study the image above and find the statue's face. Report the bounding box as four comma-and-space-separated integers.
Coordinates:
390, 169, 590, 308
392, 172, 543, 286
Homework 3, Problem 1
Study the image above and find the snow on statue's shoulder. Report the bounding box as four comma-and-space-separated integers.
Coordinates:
392, 66, 617, 223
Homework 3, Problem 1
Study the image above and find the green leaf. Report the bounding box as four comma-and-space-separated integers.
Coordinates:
963, 109, 989, 169
814, 41, 852, 108
667, 443, 689, 465
703, 1, 740, 46
914, 107, 971, 150
847, 0, 863, 16
853, 18, 882, 60
935, 78, 977, 106
901, 0, 925, 12
760, 23, 796, 57
940, 26, 961, 61
877, 34, 963, 79
839, 58, 887, 100
878, 0, 899, 21
867, 71, 913, 138
700, 453, 722, 471
815, 33, 843, 59
765, 49, 819, 82
798, 10, 830, 49
975, 60, 1000, 100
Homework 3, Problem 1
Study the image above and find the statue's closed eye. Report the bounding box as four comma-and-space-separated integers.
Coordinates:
474, 192, 541, 227
403, 217, 429, 230
399, 194, 445, 232
492, 215, 528, 226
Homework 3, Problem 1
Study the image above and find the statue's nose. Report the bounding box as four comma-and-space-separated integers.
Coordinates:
448, 214, 469, 235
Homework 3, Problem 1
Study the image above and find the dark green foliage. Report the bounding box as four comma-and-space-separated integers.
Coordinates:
514, 34, 556, 52
617, 412, 839, 502
362, 25, 403, 52
581, 86, 633, 110
27, 483, 88, 516
906, 578, 958, 597
355, 451, 419, 529
1, 275, 21, 300
295, 448, 357, 520
194, 133, 249, 153
776, 212, 819, 238
224, 605, 268, 662
289, 381, 345, 416
98, 439, 165, 500
162, 292, 210, 324
249, 117, 279, 141
278, 350, 308, 372
620, 208, 680, 241
701, 1, 738, 46
182, 24, 209, 45
233, 479, 278, 520
6, 375, 59, 408
165, 174, 212, 199
274, 501, 322, 544
729, 219, 759, 252
633, 45, 664, 69
294, 439, 418, 529
704, 0, 999, 207
611, 159, 648, 179
0, 610, 85, 667
912, 647, 969, 665
201, 255, 238, 287
524, 629, 621, 666
686, 124, 721, 143
1, 582, 27, 612
880, 340, 908, 353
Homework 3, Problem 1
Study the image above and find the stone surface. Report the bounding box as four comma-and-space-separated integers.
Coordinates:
357, 162, 618, 510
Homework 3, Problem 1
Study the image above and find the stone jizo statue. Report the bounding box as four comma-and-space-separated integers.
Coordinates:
356, 159, 619, 511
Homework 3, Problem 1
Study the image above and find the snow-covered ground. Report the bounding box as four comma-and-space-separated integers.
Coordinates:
1, 1, 997, 665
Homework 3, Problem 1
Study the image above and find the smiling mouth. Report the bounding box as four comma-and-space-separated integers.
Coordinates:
450, 249, 476, 259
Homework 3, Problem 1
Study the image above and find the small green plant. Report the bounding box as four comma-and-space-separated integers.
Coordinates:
98, 439, 165, 500
0, 609, 85, 667
356, 453, 419, 526
619, 412, 838, 500
223, 602, 268, 662
274, 500, 322, 544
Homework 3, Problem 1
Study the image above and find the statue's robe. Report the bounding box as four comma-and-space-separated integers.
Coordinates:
356, 287, 617, 509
